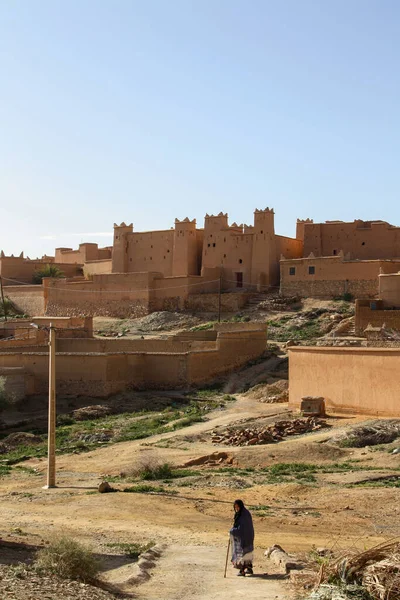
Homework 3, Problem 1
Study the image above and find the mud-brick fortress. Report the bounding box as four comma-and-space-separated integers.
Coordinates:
2, 210, 400, 318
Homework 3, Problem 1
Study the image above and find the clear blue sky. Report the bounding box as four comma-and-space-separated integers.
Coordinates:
1, 0, 399, 258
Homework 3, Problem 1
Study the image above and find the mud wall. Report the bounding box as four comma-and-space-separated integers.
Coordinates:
289, 346, 400, 416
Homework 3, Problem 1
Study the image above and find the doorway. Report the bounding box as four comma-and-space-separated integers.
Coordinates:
236, 272, 243, 288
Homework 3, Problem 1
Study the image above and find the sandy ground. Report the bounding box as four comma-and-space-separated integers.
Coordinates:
1, 395, 399, 599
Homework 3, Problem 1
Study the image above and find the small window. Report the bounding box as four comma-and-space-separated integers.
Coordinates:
167, 249, 170, 253
309, 266, 315, 275
213, 243, 216, 247
223, 254, 226, 258
239, 258, 243, 264
208, 243, 211, 248
362, 242, 365, 246
261, 230, 263, 234
289, 267, 296, 276
333, 249, 337, 255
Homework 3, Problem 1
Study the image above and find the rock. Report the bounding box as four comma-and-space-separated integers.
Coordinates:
316, 547, 334, 557
98, 481, 112, 493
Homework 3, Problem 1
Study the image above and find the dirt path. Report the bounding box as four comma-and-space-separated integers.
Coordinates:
127, 545, 289, 600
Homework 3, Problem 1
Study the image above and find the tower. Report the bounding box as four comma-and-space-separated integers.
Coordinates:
172, 218, 199, 276
111, 222, 133, 273
251, 208, 277, 289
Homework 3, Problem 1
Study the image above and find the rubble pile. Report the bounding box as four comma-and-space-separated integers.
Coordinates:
257, 295, 300, 311
211, 417, 329, 446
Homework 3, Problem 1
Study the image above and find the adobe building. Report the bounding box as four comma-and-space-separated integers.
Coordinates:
111, 208, 302, 290
0, 251, 82, 285
280, 219, 400, 298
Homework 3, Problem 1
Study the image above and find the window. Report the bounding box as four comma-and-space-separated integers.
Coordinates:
309, 266, 315, 275
362, 242, 365, 246
289, 267, 296, 276
223, 254, 226, 258
207, 243, 211, 247
333, 249, 337, 255
239, 258, 243, 264
213, 243, 216, 247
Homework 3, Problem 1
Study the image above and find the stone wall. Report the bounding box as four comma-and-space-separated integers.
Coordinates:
3, 286, 45, 316
184, 292, 250, 312
280, 278, 378, 299
289, 346, 400, 417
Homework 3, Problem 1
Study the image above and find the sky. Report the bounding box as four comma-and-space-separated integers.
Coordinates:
1, 0, 400, 258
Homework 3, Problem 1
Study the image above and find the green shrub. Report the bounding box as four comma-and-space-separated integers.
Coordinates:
0, 376, 11, 411
32, 264, 64, 284
36, 536, 100, 582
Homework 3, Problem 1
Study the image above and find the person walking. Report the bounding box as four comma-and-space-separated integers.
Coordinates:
229, 499, 254, 576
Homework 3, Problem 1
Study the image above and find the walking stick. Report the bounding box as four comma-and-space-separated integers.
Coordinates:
224, 536, 231, 578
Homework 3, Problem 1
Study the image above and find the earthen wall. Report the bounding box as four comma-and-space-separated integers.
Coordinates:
302, 220, 400, 259
289, 346, 400, 417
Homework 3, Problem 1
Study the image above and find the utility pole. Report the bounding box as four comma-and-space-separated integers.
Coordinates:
218, 265, 223, 323
44, 323, 56, 488
0, 276, 7, 322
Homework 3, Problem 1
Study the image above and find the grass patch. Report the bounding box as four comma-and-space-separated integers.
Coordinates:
105, 541, 153, 559
0, 392, 230, 464
36, 536, 99, 582
0, 464, 12, 476
122, 484, 177, 494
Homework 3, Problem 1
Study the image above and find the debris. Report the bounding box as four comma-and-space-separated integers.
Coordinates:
211, 417, 329, 446
265, 544, 303, 572
330, 420, 400, 448
310, 540, 400, 600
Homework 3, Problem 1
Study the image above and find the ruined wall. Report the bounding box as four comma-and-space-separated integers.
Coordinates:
3, 286, 45, 316
289, 346, 400, 417
355, 300, 400, 335
302, 220, 400, 259
280, 257, 400, 298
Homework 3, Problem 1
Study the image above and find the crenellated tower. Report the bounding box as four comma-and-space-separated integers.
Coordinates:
172, 217, 199, 276
296, 218, 313, 242
111, 222, 133, 273
251, 207, 277, 289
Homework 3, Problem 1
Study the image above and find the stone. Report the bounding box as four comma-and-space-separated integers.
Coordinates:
98, 481, 112, 493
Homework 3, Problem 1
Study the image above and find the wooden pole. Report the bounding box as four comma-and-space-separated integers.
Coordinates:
44, 324, 56, 489
0, 276, 7, 322
218, 266, 222, 323
224, 536, 231, 578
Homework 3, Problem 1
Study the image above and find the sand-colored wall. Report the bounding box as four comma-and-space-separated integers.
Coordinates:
289, 346, 400, 416
83, 260, 113, 277
302, 220, 400, 259
0, 257, 81, 285
184, 292, 250, 312
280, 257, 400, 298
55, 244, 112, 264
379, 272, 400, 307
0, 324, 267, 396
3, 286, 45, 316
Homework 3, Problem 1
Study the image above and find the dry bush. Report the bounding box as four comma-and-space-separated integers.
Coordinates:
124, 452, 173, 480
36, 536, 100, 582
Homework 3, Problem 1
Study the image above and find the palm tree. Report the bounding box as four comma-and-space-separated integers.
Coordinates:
32, 264, 64, 284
